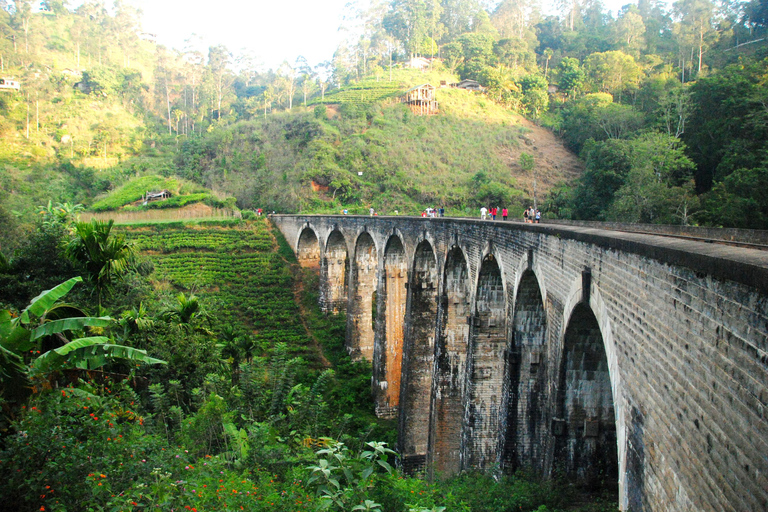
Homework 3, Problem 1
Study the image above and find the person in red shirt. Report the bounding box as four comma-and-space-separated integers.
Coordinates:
502, 207, 508, 220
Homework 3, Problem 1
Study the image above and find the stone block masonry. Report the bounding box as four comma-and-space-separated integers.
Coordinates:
272, 215, 768, 512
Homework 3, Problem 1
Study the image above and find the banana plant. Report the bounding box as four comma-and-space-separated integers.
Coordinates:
0, 277, 165, 402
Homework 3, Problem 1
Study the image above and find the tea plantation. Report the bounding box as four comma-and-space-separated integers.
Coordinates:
121, 218, 322, 363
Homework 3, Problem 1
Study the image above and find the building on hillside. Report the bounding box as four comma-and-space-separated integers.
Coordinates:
402, 84, 438, 115
144, 190, 172, 203
451, 79, 484, 91
406, 56, 430, 70
0, 78, 20, 91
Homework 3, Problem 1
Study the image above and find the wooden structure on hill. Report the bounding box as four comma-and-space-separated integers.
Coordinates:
144, 190, 171, 203
402, 84, 438, 115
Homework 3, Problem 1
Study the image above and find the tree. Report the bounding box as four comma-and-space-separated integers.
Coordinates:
11, 0, 32, 55
0, 277, 164, 404
557, 56, 585, 98
492, 0, 539, 40
613, 7, 646, 56
606, 132, 696, 222
66, 220, 136, 307
543, 47, 553, 77
277, 61, 297, 110
382, 0, 442, 57
207, 44, 232, 120
673, 0, 715, 76
519, 73, 549, 121
683, 59, 768, 192
441, 0, 483, 41
583, 50, 642, 99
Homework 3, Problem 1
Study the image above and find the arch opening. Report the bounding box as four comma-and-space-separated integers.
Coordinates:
348, 232, 377, 361
324, 230, 348, 314
554, 303, 619, 494
466, 254, 507, 469
431, 246, 470, 477
376, 235, 408, 419
297, 228, 321, 269
399, 240, 438, 473
504, 269, 547, 473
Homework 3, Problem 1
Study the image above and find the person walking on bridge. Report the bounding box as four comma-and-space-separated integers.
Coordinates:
502, 207, 508, 220
480, 206, 487, 220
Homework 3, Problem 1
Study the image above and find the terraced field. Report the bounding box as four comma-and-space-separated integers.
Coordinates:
121, 218, 321, 362
313, 80, 404, 105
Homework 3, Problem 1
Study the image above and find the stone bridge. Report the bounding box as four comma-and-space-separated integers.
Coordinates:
270, 215, 768, 512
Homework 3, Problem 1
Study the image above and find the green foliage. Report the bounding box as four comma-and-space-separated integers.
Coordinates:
306, 440, 396, 511
66, 219, 137, 304
560, 93, 646, 152
520, 74, 549, 120
684, 58, 768, 192
0, 223, 78, 309
0, 277, 163, 404
559, 132, 696, 223
697, 167, 768, 228
89, 175, 213, 211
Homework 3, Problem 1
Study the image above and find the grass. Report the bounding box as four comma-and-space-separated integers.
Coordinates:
89, 175, 213, 212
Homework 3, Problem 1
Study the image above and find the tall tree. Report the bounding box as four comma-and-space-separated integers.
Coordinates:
673, 0, 715, 76
612, 6, 647, 56
207, 44, 231, 120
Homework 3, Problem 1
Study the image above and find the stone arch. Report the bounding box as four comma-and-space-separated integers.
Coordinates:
553, 291, 620, 497
347, 231, 378, 361
375, 234, 408, 418
465, 252, 507, 469
323, 230, 348, 314
430, 244, 471, 477
504, 266, 548, 472
399, 239, 439, 473
296, 226, 321, 269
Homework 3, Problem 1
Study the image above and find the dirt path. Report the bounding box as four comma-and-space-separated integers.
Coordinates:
265, 220, 332, 368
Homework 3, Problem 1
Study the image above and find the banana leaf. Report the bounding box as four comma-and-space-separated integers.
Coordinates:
21, 277, 83, 323
30, 317, 114, 342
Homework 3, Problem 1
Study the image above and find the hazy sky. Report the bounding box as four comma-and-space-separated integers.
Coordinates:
131, 0, 641, 70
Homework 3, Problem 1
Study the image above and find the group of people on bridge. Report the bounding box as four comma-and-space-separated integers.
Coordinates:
479, 206, 540, 222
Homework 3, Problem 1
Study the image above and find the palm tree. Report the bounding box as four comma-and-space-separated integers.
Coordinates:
66, 219, 136, 307
160, 292, 211, 333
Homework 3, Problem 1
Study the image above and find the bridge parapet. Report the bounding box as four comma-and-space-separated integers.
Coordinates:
271, 214, 768, 512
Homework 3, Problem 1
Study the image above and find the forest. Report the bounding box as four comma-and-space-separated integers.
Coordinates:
0, 0, 767, 510
0, 0, 767, 229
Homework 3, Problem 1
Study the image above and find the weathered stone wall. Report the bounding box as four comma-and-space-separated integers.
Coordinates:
271, 215, 768, 512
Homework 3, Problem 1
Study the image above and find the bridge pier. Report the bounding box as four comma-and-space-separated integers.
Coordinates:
274, 215, 768, 512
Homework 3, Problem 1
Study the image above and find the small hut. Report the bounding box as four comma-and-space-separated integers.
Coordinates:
402, 84, 438, 115
144, 190, 172, 202
451, 79, 484, 91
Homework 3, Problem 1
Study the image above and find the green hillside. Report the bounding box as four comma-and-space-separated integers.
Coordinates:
121, 219, 323, 363
4, 1, 767, 229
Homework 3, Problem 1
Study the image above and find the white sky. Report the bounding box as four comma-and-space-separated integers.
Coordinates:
130, 0, 642, 71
